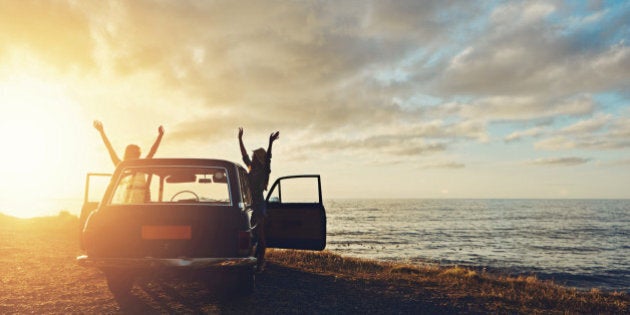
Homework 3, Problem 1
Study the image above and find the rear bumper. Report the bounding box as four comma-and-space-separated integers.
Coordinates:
76, 255, 257, 269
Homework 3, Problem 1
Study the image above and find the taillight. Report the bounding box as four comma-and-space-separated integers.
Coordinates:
238, 231, 251, 255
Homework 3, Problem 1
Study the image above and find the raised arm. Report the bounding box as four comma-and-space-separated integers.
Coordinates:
93, 120, 121, 166
267, 131, 280, 160
262, 131, 280, 190
145, 125, 164, 158
239, 127, 251, 166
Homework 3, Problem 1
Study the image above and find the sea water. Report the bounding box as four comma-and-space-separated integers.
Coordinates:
325, 199, 630, 292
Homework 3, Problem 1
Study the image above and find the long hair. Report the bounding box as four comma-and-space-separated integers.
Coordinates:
252, 148, 266, 168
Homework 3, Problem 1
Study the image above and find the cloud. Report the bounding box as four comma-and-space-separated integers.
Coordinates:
535, 134, 630, 151
608, 116, 630, 138
561, 113, 612, 134
455, 94, 596, 122
407, 119, 488, 141
0, 1, 94, 70
433, 2, 630, 97
86, 1, 628, 169
9, 2, 626, 120
535, 111, 630, 151
271, 117, 490, 161
534, 136, 576, 151
418, 161, 465, 169
2, 0, 629, 171
528, 157, 590, 166
505, 126, 546, 142
490, 1, 555, 26
603, 159, 630, 166
305, 136, 448, 157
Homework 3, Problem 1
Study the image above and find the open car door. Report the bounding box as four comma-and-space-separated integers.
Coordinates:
264, 175, 326, 250
79, 173, 111, 229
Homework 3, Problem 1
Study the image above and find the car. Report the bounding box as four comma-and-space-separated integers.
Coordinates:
76, 158, 326, 297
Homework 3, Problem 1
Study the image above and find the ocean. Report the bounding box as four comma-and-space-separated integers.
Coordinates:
324, 199, 630, 292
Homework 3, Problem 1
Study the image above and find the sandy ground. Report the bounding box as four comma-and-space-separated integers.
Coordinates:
1, 214, 627, 314
0, 215, 470, 314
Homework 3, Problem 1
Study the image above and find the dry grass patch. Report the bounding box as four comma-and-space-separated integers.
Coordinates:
267, 249, 629, 314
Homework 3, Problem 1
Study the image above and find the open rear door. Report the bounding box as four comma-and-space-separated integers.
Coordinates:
79, 172, 111, 250
80, 173, 111, 228
264, 175, 326, 250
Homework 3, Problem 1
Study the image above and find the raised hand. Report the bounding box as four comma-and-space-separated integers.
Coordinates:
238, 127, 244, 139
269, 131, 280, 142
93, 120, 104, 133
93, 120, 121, 166
158, 125, 165, 135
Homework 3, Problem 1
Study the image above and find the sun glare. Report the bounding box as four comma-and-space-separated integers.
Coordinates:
0, 74, 89, 218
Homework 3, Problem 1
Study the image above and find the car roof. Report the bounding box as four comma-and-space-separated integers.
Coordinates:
118, 158, 243, 169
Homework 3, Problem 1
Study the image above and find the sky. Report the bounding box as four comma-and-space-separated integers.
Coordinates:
0, 0, 629, 217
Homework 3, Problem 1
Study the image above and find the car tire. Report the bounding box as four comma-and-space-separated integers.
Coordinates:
104, 268, 133, 298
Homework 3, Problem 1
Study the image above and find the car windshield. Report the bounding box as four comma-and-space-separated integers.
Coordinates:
109, 166, 231, 205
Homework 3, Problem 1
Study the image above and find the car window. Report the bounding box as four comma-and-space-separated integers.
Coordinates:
266, 176, 321, 204
109, 166, 231, 205
111, 171, 149, 204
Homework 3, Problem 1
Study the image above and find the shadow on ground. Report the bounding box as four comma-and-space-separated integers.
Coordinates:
113, 263, 465, 314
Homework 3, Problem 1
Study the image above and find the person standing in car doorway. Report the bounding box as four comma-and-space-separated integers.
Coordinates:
93, 120, 164, 203
238, 127, 279, 272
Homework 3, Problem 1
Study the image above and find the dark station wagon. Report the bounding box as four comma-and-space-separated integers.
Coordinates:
77, 158, 326, 297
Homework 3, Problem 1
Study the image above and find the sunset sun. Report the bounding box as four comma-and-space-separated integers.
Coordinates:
0, 74, 89, 218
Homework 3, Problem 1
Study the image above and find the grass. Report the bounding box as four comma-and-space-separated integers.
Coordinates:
267, 249, 629, 314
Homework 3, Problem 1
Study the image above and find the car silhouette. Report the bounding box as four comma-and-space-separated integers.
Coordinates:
77, 158, 326, 297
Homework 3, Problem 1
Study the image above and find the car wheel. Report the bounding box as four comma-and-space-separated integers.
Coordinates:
104, 269, 133, 298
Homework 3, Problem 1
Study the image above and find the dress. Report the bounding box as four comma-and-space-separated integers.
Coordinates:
242, 151, 271, 217
112, 172, 148, 204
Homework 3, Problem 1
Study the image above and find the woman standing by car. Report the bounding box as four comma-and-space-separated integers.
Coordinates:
238, 127, 279, 272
